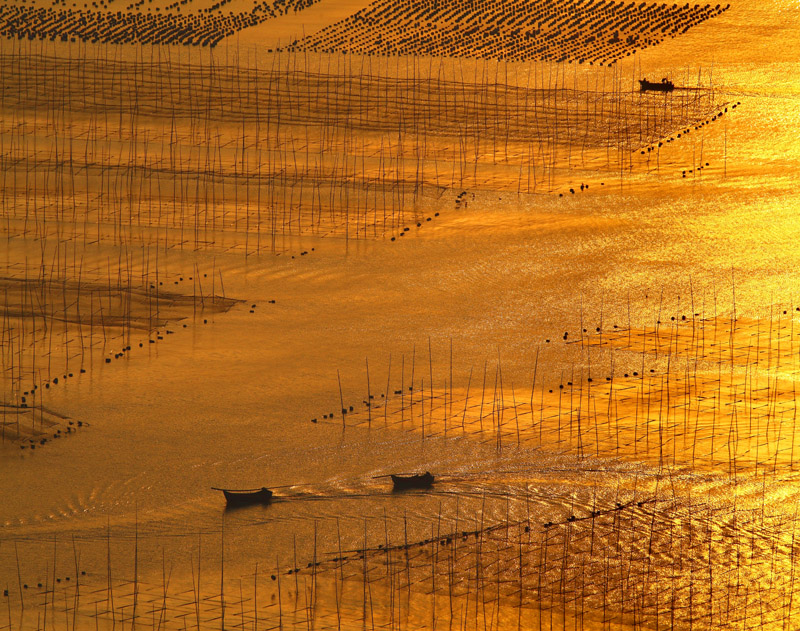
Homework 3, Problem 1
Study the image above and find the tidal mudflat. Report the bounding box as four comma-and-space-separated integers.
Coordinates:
2, 0, 800, 629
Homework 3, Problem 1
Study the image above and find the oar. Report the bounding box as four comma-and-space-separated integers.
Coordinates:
211, 484, 307, 492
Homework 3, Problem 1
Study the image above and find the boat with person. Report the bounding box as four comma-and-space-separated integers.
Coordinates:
391, 472, 435, 490
639, 78, 675, 92
214, 486, 274, 506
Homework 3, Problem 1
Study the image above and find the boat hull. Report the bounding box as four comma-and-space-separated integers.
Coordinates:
639, 79, 674, 92
391, 473, 434, 490
221, 488, 274, 506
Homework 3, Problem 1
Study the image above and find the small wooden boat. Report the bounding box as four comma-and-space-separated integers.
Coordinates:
215, 487, 273, 506
639, 78, 674, 93
391, 472, 434, 490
